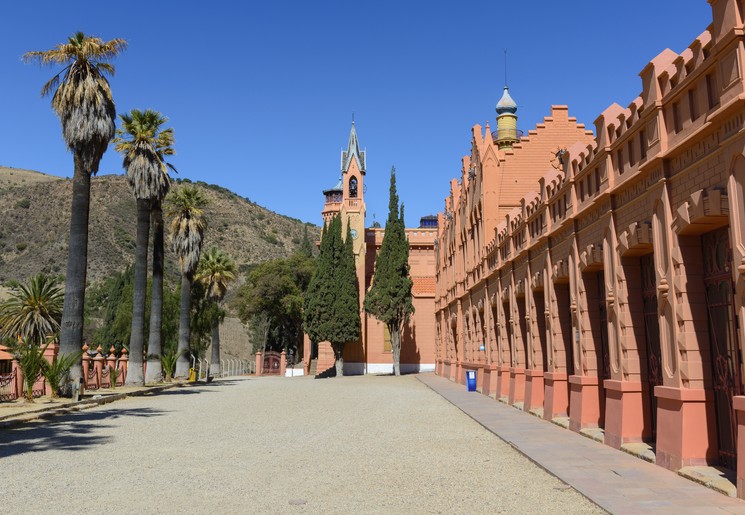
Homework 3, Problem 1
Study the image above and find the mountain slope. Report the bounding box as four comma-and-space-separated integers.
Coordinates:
0, 166, 318, 284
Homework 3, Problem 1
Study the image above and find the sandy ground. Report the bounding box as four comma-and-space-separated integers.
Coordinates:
0, 375, 603, 514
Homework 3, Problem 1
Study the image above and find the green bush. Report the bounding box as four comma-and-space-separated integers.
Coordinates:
16, 242, 27, 252
43, 351, 82, 398
15, 199, 30, 209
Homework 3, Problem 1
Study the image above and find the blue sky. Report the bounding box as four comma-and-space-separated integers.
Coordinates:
0, 1, 710, 226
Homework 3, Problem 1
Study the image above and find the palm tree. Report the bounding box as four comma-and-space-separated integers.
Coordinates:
166, 186, 208, 378
196, 247, 237, 377
114, 109, 174, 385
24, 33, 127, 383
0, 274, 63, 344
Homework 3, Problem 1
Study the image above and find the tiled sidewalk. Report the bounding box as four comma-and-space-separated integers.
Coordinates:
417, 373, 745, 514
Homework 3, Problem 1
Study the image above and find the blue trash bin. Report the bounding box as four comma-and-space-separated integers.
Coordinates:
466, 370, 477, 392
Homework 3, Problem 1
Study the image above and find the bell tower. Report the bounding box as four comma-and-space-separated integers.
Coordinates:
339, 121, 366, 267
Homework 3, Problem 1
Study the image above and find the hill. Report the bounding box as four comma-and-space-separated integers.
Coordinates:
0, 166, 318, 285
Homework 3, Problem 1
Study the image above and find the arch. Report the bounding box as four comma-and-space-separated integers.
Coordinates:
349, 176, 358, 198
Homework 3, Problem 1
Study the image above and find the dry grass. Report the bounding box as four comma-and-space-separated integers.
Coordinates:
0, 168, 318, 286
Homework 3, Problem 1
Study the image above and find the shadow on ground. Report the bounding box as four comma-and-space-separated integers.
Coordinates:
0, 406, 166, 459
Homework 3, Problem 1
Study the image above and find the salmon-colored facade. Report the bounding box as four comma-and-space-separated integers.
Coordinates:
435, 0, 745, 497
304, 123, 437, 376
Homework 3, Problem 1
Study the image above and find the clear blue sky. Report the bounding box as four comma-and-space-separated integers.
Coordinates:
0, 1, 710, 226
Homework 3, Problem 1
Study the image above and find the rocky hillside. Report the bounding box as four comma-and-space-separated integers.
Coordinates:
0, 166, 318, 285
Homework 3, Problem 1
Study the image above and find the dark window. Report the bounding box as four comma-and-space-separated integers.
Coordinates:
689, 88, 699, 121
672, 102, 681, 133
628, 140, 635, 167
706, 74, 719, 110
349, 176, 358, 198
617, 149, 624, 174
640, 130, 647, 160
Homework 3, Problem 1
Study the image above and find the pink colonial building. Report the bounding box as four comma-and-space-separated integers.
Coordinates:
303, 123, 437, 376
435, 0, 745, 497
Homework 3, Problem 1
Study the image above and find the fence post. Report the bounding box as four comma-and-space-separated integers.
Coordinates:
255, 352, 263, 376
12, 359, 22, 399
43, 342, 58, 395
280, 350, 287, 377
119, 348, 129, 384
93, 346, 104, 389
82, 344, 91, 389
107, 347, 117, 386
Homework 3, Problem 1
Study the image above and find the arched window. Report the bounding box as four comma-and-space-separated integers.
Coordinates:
349, 176, 358, 198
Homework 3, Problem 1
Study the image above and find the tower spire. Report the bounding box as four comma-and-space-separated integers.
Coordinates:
341, 119, 366, 174
495, 55, 519, 150
504, 48, 508, 88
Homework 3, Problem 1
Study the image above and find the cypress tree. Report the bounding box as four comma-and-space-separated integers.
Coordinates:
364, 167, 414, 376
303, 222, 328, 346
329, 220, 361, 375
303, 214, 360, 376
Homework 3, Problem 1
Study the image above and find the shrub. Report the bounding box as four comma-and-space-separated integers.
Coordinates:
43, 351, 82, 398
15, 199, 30, 209
8, 339, 50, 402
16, 242, 27, 252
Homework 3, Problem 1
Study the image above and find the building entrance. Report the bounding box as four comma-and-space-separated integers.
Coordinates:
702, 226, 742, 469
640, 254, 662, 438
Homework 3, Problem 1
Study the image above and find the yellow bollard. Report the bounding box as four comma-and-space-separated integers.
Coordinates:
188, 368, 197, 382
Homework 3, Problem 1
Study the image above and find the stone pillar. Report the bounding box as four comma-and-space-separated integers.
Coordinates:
255, 351, 263, 376
119, 348, 129, 384
93, 347, 104, 389
11, 359, 21, 399
107, 347, 118, 387
544, 372, 570, 420
82, 344, 91, 388
734, 396, 745, 499
524, 369, 545, 413
43, 342, 58, 395
280, 350, 287, 377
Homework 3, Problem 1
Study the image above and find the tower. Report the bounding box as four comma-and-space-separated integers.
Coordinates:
341, 122, 367, 263
321, 121, 367, 264
495, 86, 519, 149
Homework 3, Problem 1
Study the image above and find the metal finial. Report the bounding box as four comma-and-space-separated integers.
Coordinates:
352, 111, 355, 124
504, 49, 508, 88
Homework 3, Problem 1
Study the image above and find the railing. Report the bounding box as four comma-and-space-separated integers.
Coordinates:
220, 358, 251, 377
491, 128, 524, 143
0, 370, 17, 401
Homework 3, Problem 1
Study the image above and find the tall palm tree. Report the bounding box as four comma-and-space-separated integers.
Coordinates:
114, 109, 174, 385
24, 33, 127, 382
196, 247, 237, 377
166, 186, 208, 378
0, 274, 63, 344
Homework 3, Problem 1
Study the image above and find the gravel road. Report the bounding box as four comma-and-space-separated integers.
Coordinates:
0, 375, 603, 514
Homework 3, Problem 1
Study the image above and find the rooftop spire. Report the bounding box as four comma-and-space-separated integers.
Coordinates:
341, 120, 366, 174
496, 86, 517, 115
504, 48, 508, 88
496, 49, 517, 115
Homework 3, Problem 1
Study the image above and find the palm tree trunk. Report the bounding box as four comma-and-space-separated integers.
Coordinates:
210, 316, 221, 377
174, 273, 192, 378
126, 198, 150, 386
59, 152, 92, 386
145, 201, 165, 384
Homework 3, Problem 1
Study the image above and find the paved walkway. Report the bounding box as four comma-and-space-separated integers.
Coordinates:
417, 373, 745, 514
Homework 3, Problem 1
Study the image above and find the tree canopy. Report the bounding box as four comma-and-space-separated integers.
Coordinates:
364, 167, 413, 376
303, 214, 360, 376
234, 252, 314, 357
